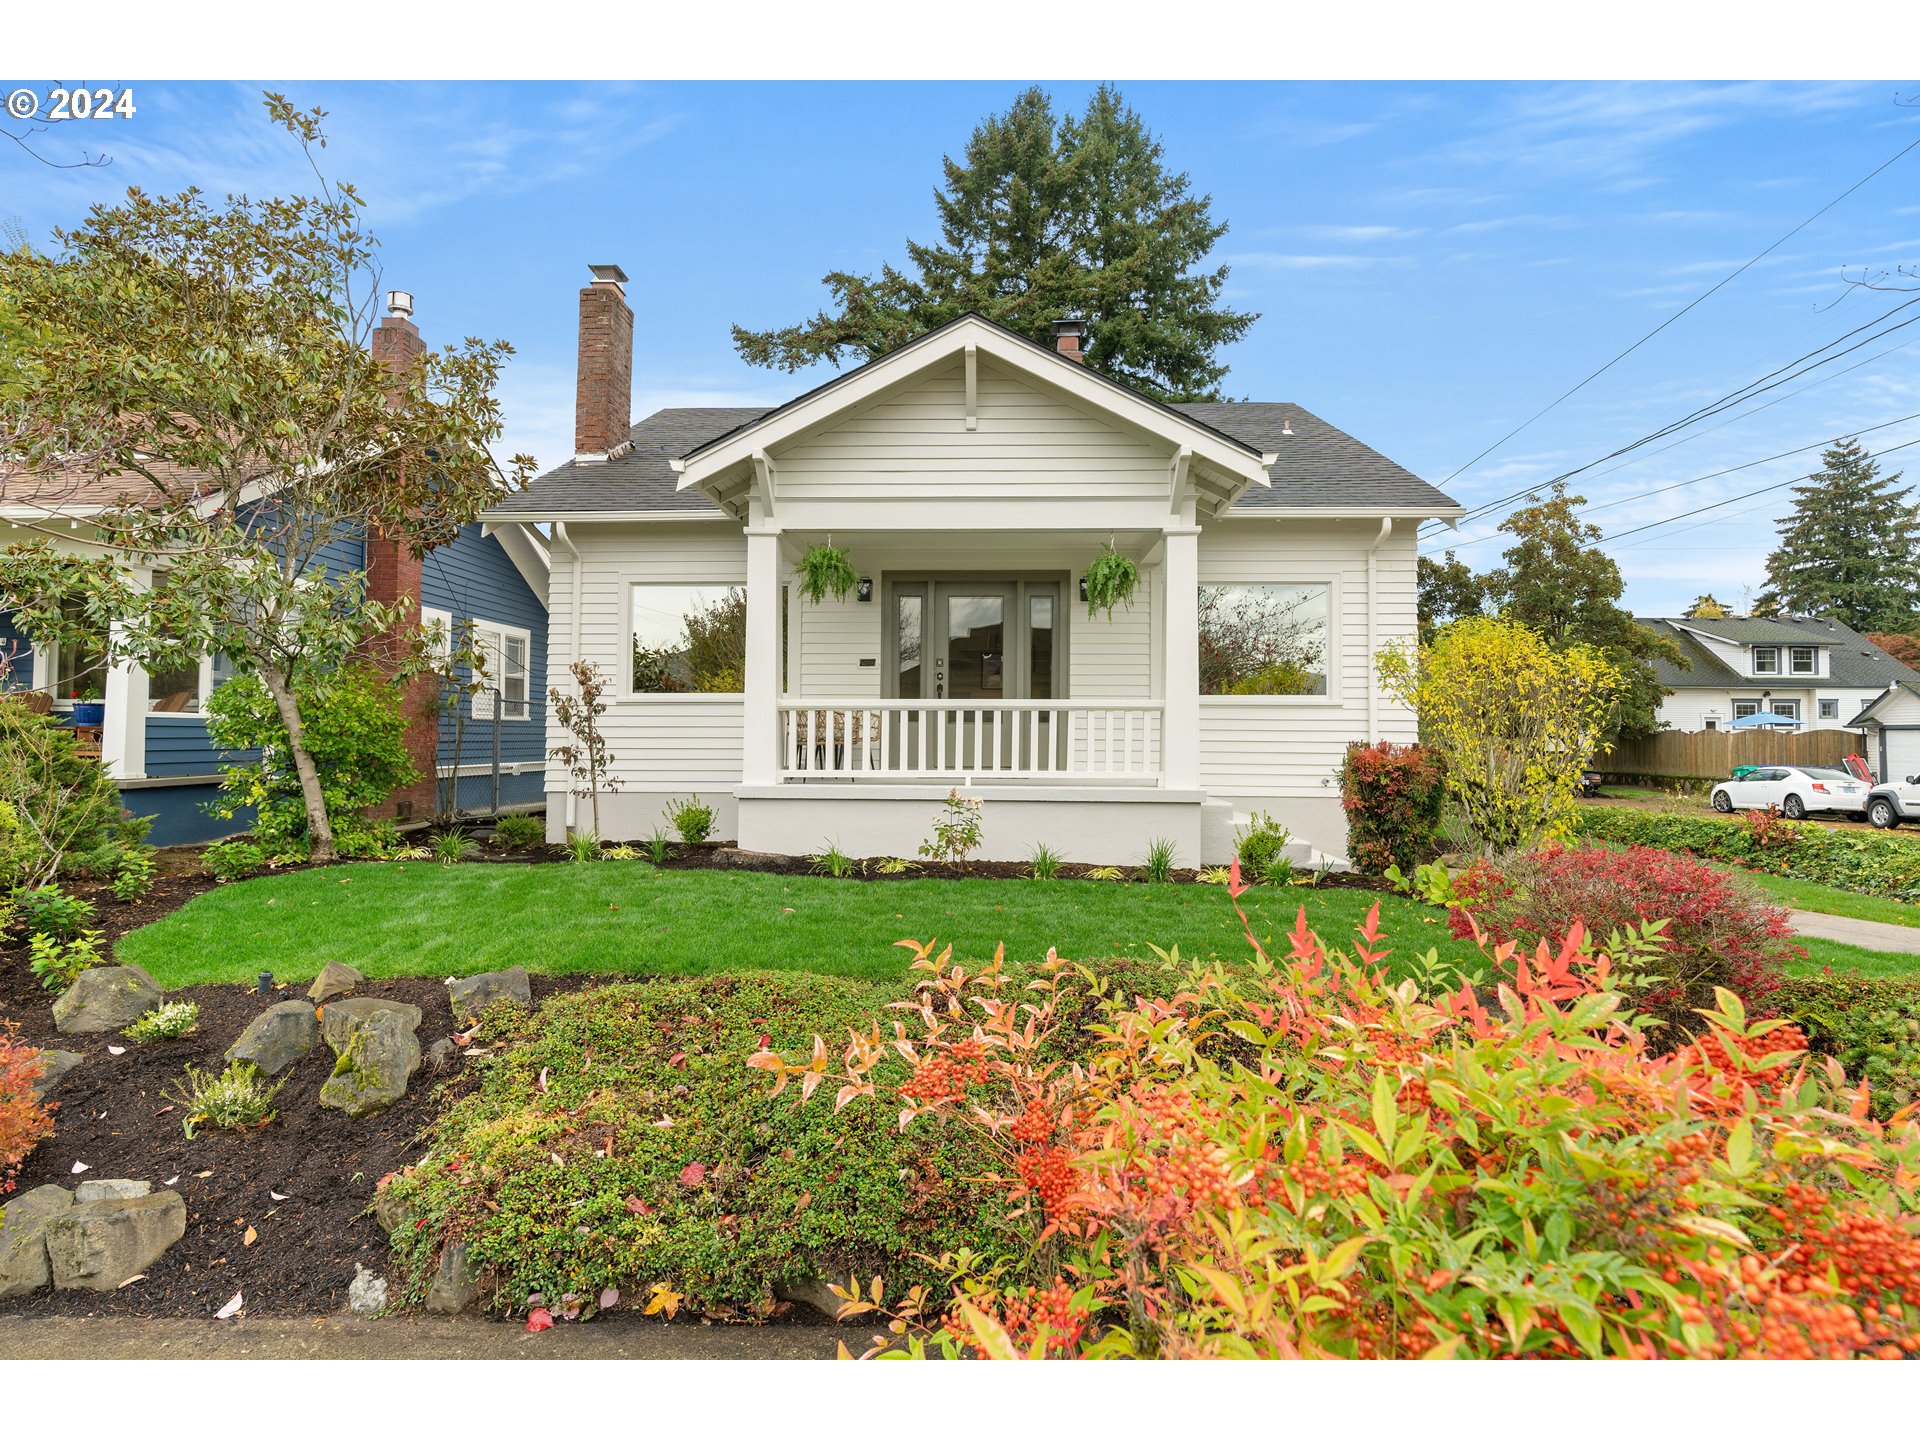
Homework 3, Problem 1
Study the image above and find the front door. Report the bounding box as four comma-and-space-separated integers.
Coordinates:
888, 577, 1063, 771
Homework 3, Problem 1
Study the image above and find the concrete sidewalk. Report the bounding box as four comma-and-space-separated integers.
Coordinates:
0, 1314, 848, 1360
1790, 910, 1920, 957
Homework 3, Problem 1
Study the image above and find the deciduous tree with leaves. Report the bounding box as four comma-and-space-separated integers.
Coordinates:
1415, 550, 1486, 645
1757, 439, 1920, 632
732, 85, 1256, 401
0, 94, 533, 861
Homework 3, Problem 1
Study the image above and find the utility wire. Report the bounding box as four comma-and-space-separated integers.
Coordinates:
1428, 131, 1920, 503
1596, 434, 1920, 546
1427, 295, 1920, 535
1437, 409, 1920, 551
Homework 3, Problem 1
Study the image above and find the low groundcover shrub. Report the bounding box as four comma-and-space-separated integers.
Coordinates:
1575, 805, 1920, 900
1449, 843, 1796, 1041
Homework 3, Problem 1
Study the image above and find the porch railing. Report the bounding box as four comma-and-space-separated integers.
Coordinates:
777, 700, 1163, 782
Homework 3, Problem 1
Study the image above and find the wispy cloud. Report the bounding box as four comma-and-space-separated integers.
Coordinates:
1223, 251, 1411, 271
1290, 223, 1422, 241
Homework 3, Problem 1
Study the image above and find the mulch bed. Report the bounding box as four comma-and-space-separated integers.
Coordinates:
1, 961, 601, 1319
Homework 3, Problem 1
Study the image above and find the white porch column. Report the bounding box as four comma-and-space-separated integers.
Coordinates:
1161, 526, 1200, 790
742, 526, 783, 785
101, 617, 147, 780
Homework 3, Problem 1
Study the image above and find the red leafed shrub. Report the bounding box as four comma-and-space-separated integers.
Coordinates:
1338, 742, 1445, 875
0, 1023, 57, 1195
1450, 843, 1795, 1040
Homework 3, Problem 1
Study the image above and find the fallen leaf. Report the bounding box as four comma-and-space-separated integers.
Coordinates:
118, 1274, 146, 1288
215, 1290, 244, 1320
269, 1190, 289, 1201
623, 1196, 653, 1216
644, 1282, 683, 1319
679, 1161, 706, 1187
795, 1192, 813, 1214
152, 1105, 176, 1117
652, 1115, 674, 1128
537, 1067, 550, 1093
668, 1052, 689, 1070
525, 1307, 554, 1332
163, 1176, 179, 1187
70, 1161, 90, 1174
195, 1170, 214, 1178
757, 1033, 772, 1050
107, 1046, 126, 1056
243, 1226, 258, 1247
599, 1286, 621, 1310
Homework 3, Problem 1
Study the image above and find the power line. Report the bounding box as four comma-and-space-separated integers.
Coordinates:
1596, 434, 1920, 546
1429, 130, 1920, 498
1436, 409, 1920, 552
1427, 294, 1920, 536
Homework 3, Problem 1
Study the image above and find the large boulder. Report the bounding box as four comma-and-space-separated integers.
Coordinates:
423, 1241, 486, 1314
52, 965, 164, 1035
318, 998, 422, 1118
307, 960, 366, 1004
43, 1190, 187, 1291
74, 1179, 151, 1202
0, 1185, 73, 1300
448, 967, 531, 1027
226, 1000, 320, 1076
29, 1049, 82, 1100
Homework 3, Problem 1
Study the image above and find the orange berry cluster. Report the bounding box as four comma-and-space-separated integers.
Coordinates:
1015, 1145, 1078, 1226
898, 1037, 991, 1105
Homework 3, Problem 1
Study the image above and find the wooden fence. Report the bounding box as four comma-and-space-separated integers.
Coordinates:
1598, 728, 1861, 781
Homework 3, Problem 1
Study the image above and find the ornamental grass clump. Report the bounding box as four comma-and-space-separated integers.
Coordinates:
753, 864, 1920, 1360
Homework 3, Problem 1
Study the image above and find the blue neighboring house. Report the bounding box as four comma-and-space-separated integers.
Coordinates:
0, 299, 551, 845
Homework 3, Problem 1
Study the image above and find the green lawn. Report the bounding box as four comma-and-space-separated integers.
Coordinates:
1790, 937, 1919, 980
1737, 870, 1920, 930
118, 862, 1476, 988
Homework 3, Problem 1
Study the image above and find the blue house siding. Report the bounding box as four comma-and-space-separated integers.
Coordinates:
0, 608, 32, 688
421, 524, 549, 801
121, 781, 251, 847
145, 714, 229, 777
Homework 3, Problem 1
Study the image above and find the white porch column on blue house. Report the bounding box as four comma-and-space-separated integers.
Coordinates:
1161, 526, 1200, 790
741, 526, 782, 786
100, 614, 148, 780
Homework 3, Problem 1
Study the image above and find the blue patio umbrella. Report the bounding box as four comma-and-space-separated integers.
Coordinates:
1728, 711, 1801, 730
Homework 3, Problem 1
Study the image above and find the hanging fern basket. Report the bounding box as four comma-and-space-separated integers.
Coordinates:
796, 543, 860, 605
1083, 543, 1140, 620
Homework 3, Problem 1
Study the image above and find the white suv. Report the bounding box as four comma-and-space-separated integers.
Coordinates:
1866, 775, 1920, 829
1709, 765, 1869, 820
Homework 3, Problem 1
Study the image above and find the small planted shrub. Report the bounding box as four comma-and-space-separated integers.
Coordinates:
335, 818, 407, 860
1451, 843, 1795, 1042
430, 828, 480, 866
202, 838, 267, 882
1083, 865, 1124, 882
565, 831, 602, 863
12, 884, 95, 940
1234, 810, 1294, 885
0, 1023, 57, 1195
645, 828, 675, 865
110, 848, 157, 903
809, 840, 860, 878
29, 930, 105, 993
1778, 972, 1920, 1118
918, 788, 984, 864
491, 814, 546, 848
1339, 741, 1444, 876
1027, 843, 1062, 881
874, 856, 914, 875
1139, 836, 1178, 884
125, 1000, 201, 1044
170, 1061, 285, 1137
0, 699, 126, 892
664, 795, 716, 846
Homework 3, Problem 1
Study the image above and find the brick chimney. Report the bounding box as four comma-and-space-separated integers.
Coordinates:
363, 288, 440, 824
575, 264, 634, 461
1051, 315, 1087, 364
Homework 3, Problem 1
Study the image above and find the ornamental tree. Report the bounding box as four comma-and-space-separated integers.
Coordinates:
1758, 439, 1920, 632
0, 94, 533, 860
1377, 615, 1619, 852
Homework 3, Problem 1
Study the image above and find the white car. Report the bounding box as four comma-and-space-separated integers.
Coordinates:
1709, 765, 1869, 820
1866, 775, 1920, 829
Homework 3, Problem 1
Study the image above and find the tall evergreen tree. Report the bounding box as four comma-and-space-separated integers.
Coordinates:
731, 85, 1257, 400
1756, 439, 1920, 630
1483, 482, 1685, 740
1684, 594, 1730, 619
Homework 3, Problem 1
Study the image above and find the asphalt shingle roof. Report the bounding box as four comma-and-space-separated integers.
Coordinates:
1641, 615, 1920, 692
484, 399, 1456, 519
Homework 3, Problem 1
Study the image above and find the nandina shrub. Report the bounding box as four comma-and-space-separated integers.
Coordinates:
0, 1024, 57, 1195
1449, 843, 1795, 1042
755, 872, 1920, 1359
1339, 741, 1444, 875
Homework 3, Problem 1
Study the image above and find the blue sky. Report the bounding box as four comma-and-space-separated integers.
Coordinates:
6, 78, 1918, 615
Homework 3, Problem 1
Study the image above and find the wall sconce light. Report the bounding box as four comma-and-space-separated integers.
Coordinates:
1078, 577, 1088, 602
856, 578, 874, 603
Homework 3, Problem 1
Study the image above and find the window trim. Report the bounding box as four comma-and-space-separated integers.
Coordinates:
1818, 698, 1839, 720
1789, 646, 1817, 676
1195, 575, 1341, 704
470, 618, 533, 722
626, 580, 747, 698
1770, 698, 1801, 722
1752, 646, 1781, 675
1732, 699, 1763, 719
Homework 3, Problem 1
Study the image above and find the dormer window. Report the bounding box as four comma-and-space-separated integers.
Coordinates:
1789, 646, 1816, 675
1752, 646, 1780, 675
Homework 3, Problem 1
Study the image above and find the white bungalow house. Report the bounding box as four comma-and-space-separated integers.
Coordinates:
482, 265, 1462, 865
